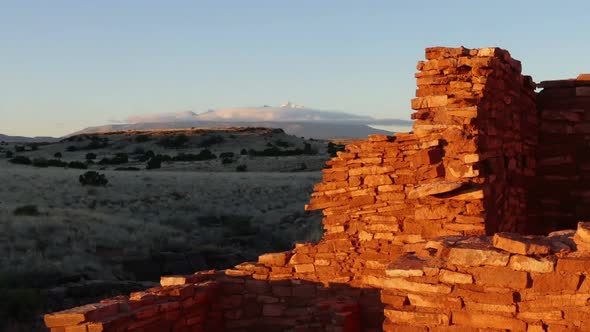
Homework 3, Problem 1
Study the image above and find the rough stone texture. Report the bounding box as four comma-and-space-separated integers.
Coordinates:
43, 48, 590, 332
531, 75, 590, 233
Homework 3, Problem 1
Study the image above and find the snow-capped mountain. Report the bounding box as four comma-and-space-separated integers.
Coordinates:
71, 103, 412, 139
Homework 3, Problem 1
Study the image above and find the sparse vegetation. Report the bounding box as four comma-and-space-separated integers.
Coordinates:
115, 167, 140, 171
79, 171, 108, 186
53, 152, 62, 159
32, 158, 49, 168
13, 205, 40, 216
158, 134, 189, 148
86, 152, 97, 160
47, 159, 68, 167
146, 158, 162, 169
236, 164, 247, 172
98, 153, 128, 165
9, 156, 32, 165
198, 135, 224, 148
68, 161, 88, 169
135, 134, 151, 143
327, 142, 346, 157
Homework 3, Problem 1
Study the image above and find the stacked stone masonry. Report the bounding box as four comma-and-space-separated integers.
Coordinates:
43, 47, 590, 331
531, 75, 590, 233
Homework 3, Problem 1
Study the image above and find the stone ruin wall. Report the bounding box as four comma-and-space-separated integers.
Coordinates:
43, 47, 590, 332
530, 75, 590, 233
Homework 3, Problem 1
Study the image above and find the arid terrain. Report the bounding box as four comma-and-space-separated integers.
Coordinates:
0, 128, 340, 329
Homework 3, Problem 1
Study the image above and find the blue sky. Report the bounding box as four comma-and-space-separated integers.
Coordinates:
2, 0, 589, 136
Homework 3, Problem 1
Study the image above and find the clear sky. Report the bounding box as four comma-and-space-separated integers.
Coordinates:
2, 0, 589, 136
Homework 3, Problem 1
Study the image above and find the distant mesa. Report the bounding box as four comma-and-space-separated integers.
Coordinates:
0, 133, 59, 143
71, 103, 412, 139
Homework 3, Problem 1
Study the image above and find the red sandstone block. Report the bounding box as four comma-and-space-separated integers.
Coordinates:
363, 174, 392, 186
262, 304, 286, 317
44, 303, 120, 328
385, 309, 450, 326
244, 279, 271, 294
492, 232, 551, 255
258, 251, 292, 267
556, 257, 590, 273
470, 266, 529, 289
451, 311, 526, 330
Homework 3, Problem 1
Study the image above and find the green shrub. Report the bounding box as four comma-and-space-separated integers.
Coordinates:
9, 156, 32, 165
146, 158, 161, 169
198, 135, 224, 148
86, 152, 97, 160
32, 158, 49, 168
5, 151, 13, 158
158, 134, 189, 148
66, 145, 78, 152
98, 153, 128, 165
135, 134, 151, 143
14, 146, 25, 152
47, 159, 67, 167
327, 142, 346, 157
53, 152, 62, 158
219, 152, 234, 159
68, 161, 88, 169
79, 171, 108, 186
172, 150, 217, 162
236, 164, 247, 172
13, 205, 40, 216
240, 148, 248, 155
0, 288, 44, 322
115, 167, 140, 171
274, 139, 291, 148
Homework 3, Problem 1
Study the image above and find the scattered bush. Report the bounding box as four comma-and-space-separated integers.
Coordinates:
303, 142, 317, 155
13, 205, 40, 216
53, 152, 62, 159
14, 145, 25, 152
32, 158, 49, 168
135, 134, 151, 143
0, 288, 44, 322
68, 161, 88, 169
135, 150, 155, 162
158, 134, 189, 148
9, 156, 32, 165
79, 171, 108, 186
274, 139, 291, 148
115, 167, 140, 171
98, 153, 128, 165
66, 146, 78, 152
86, 153, 97, 160
5, 151, 13, 158
222, 158, 234, 164
146, 157, 162, 169
219, 152, 234, 159
173, 150, 216, 162
133, 147, 145, 155
47, 159, 67, 167
198, 135, 224, 148
248, 147, 305, 157
85, 140, 108, 150
236, 164, 247, 172
240, 148, 248, 155
327, 142, 346, 157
